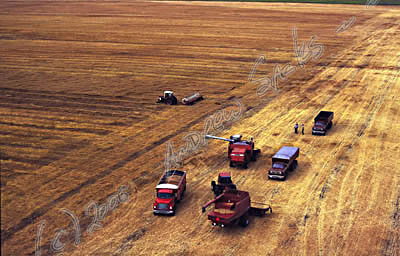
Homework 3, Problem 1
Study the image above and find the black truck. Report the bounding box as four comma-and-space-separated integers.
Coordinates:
312, 111, 334, 136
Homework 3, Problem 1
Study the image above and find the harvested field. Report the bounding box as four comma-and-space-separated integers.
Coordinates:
0, 0, 399, 255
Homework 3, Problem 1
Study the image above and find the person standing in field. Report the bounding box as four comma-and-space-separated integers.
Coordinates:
294, 122, 299, 134
301, 124, 305, 135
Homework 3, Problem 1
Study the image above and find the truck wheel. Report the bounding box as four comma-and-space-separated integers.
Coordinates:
282, 173, 287, 181
239, 215, 249, 227
172, 96, 178, 105
171, 207, 176, 216
243, 160, 248, 169
328, 121, 333, 129
293, 160, 298, 170
229, 161, 234, 167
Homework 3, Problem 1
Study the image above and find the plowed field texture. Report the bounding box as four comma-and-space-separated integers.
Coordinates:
1, 0, 399, 255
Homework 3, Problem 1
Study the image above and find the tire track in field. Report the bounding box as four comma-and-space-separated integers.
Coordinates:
0, 46, 350, 246
297, 31, 380, 254
0, 100, 246, 244
0, 121, 111, 135
317, 64, 399, 254
0, 103, 140, 120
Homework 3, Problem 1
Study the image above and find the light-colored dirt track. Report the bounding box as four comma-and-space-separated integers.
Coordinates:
0, 1, 399, 255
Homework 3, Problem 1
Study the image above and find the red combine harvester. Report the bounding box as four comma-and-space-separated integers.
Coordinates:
205, 134, 261, 169
153, 170, 186, 216
211, 172, 237, 197
202, 190, 272, 227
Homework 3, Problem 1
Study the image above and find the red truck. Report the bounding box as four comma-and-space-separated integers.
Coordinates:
211, 172, 237, 197
153, 170, 186, 216
312, 111, 334, 135
205, 134, 261, 169
201, 190, 272, 227
268, 146, 299, 181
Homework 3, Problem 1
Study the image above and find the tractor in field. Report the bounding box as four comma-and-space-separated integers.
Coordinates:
157, 91, 178, 105
211, 172, 237, 197
205, 134, 261, 169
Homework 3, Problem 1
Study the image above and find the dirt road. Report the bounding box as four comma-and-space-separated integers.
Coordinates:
1, 1, 399, 255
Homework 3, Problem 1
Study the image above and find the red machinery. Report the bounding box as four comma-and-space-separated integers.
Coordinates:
211, 172, 237, 197
201, 190, 272, 227
153, 170, 186, 216
205, 134, 261, 169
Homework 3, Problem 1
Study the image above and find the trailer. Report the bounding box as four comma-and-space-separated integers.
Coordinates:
201, 190, 272, 227
182, 93, 203, 105
205, 134, 261, 169
312, 111, 334, 135
268, 146, 299, 181
153, 170, 186, 216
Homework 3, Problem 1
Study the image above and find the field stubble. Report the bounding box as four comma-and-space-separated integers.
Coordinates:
0, 1, 399, 255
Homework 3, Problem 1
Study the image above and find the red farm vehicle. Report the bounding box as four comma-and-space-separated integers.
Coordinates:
211, 172, 237, 197
205, 134, 261, 169
268, 146, 299, 181
153, 170, 186, 216
202, 190, 272, 227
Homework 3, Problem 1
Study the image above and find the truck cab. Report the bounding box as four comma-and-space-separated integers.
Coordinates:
153, 170, 186, 215
154, 187, 176, 215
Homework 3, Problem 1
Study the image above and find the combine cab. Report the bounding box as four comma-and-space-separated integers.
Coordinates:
157, 91, 178, 105
211, 172, 237, 197
206, 134, 261, 169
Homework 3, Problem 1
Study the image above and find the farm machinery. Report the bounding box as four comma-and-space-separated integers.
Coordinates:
268, 146, 299, 181
202, 190, 272, 227
312, 111, 334, 135
157, 91, 178, 105
211, 172, 237, 197
205, 134, 261, 169
182, 93, 203, 105
156, 91, 203, 105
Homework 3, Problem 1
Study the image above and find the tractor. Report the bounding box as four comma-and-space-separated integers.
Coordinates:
211, 172, 237, 197
157, 91, 178, 105
205, 134, 261, 169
